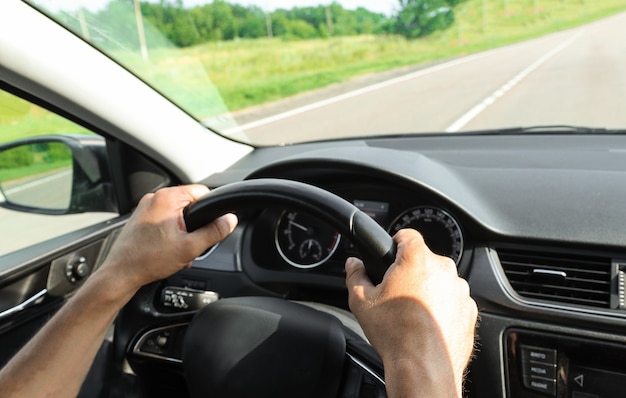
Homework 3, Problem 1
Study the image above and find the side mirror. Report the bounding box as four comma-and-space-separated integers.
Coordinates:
0, 135, 116, 214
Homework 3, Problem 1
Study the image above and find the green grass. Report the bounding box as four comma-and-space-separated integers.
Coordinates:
0, 91, 90, 144
0, 161, 71, 183
2, 0, 626, 141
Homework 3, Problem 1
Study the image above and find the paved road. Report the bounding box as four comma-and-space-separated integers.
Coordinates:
231, 12, 626, 145
3, 168, 72, 209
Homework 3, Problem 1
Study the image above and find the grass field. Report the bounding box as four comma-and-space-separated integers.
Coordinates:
160, 0, 626, 113
2, 0, 626, 143
0, 91, 91, 144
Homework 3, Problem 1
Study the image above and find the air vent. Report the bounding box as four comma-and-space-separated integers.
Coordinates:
497, 249, 613, 308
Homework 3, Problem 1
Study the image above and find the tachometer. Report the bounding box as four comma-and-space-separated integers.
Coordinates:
275, 211, 341, 269
388, 206, 463, 265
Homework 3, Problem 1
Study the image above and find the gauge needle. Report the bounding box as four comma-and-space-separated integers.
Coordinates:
289, 220, 308, 232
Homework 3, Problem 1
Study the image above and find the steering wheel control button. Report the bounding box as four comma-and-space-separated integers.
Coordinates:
161, 287, 219, 312
133, 324, 189, 363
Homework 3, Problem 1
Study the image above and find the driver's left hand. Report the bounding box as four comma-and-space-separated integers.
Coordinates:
101, 185, 238, 294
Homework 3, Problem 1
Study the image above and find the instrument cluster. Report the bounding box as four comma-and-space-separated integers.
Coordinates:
247, 182, 471, 277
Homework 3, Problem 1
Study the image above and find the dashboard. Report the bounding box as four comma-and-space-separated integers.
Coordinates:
208, 134, 626, 398
124, 133, 626, 398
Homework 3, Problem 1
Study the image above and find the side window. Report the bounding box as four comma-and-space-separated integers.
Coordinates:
0, 89, 118, 256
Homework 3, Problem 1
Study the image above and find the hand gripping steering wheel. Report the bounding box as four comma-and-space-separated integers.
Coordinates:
182, 178, 397, 398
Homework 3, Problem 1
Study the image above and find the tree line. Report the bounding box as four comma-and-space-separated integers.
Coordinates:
54, 0, 467, 51
139, 1, 389, 46
139, 0, 467, 46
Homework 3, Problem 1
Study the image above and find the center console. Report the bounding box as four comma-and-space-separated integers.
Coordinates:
506, 329, 626, 398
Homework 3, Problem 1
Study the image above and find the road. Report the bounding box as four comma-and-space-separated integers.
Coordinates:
3, 168, 72, 209
230, 12, 626, 145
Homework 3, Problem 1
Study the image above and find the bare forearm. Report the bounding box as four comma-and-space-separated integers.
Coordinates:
383, 357, 463, 398
0, 186, 237, 397
0, 267, 136, 397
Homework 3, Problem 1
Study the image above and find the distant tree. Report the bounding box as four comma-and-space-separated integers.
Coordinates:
269, 10, 317, 39
143, 0, 199, 46
189, 5, 215, 41
286, 19, 319, 39
269, 10, 290, 37
210, 0, 236, 40
331, 3, 357, 36
394, 0, 455, 39
277, 3, 387, 38
133, 1, 393, 46
0, 146, 33, 168
232, 5, 266, 39
353, 7, 387, 34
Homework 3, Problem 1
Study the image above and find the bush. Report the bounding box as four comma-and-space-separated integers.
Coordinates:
0, 146, 34, 169
394, 0, 455, 39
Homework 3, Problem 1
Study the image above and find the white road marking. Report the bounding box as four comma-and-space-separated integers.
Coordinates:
4, 169, 71, 195
445, 29, 586, 132
224, 45, 518, 135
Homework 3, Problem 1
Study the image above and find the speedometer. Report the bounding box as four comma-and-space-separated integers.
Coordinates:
388, 206, 464, 265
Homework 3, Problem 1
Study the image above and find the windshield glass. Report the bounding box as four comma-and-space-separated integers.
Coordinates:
27, 0, 626, 146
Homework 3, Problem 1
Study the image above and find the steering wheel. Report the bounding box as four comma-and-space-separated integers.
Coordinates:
182, 178, 397, 398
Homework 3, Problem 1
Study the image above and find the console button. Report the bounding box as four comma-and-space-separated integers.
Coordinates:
521, 345, 557, 364
523, 376, 556, 396
527, 361, 557, 379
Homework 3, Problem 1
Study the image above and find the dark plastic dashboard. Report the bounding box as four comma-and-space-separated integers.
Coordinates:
122, 133, 626, 398
198, 133, 626, 398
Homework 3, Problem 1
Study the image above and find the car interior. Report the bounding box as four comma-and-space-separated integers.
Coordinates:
2, 1, 626, 398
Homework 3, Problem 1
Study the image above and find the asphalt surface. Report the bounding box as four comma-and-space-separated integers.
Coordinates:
3, 169, 72, 209
230, 11, 626, 145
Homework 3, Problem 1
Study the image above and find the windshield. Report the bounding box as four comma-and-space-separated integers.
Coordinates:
27, 0, 626, 146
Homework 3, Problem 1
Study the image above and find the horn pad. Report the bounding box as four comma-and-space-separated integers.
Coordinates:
182, 297, 346, 398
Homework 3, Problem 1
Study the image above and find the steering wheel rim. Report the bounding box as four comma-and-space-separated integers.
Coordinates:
184, 178, 397, 285
181, 178, 394, 397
